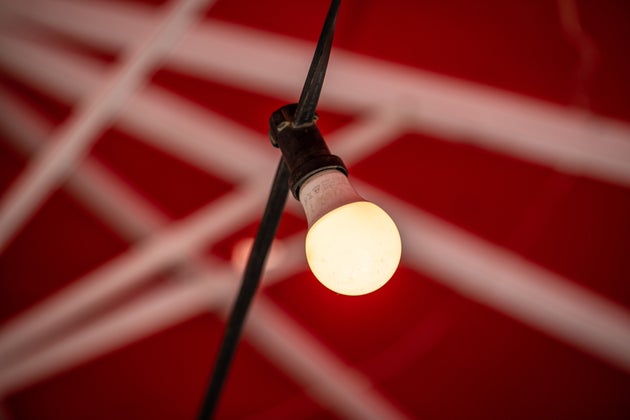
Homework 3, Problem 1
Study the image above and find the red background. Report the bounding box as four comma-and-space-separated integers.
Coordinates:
1, 0, 629, 418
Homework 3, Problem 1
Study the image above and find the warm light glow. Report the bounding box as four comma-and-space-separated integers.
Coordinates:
299, 170, 401, 296
231, 237, 286, 273
305, 201, 401, 295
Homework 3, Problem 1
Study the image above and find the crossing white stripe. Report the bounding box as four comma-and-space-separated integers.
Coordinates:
0, 0, 215, 252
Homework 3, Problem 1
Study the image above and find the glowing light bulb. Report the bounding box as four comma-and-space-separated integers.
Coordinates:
299, 170, 402, 296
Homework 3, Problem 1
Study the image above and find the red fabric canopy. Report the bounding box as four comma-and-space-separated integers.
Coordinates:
1, 0, 629, 418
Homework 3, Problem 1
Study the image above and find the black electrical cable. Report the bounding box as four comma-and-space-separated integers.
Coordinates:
197, 159, 289, 419
293, 0, 341, 126
197, 0, 340, 417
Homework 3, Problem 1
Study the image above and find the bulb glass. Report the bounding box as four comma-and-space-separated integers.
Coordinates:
305, 201, 401, 295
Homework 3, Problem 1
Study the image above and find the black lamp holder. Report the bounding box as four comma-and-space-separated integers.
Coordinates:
269, 103, 347, 199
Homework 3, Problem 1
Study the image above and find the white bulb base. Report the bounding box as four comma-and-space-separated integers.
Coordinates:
299, 170, 363, 227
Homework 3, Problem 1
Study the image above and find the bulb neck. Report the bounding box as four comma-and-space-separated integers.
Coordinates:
299, 170, 363, 227
269, 104, 347, 199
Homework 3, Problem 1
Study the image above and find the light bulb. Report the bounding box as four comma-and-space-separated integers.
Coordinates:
299, 170, 402, 296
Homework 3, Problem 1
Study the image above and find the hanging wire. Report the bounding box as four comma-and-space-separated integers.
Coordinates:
293, 0, 341, 126
197, 159, 290, 419
197, 1, 341, 417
